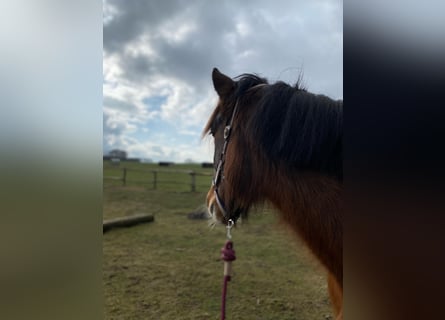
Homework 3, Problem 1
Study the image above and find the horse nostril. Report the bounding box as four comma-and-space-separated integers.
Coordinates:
209, 203, 215, 215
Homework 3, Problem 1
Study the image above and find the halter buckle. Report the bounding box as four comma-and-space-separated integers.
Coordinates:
224, 125, 231, 140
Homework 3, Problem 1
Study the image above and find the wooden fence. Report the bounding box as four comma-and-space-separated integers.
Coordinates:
104, 167, 213, 192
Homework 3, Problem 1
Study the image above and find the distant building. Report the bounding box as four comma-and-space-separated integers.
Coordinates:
108, 149, 127, 159
158, 161, 174, 167
201, 162, 213, 168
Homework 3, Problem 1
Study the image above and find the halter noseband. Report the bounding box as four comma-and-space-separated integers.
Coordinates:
212, 99, 240, 222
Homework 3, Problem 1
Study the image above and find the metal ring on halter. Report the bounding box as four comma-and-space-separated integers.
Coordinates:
224, 125, 231, 139
226, 219, 234, 239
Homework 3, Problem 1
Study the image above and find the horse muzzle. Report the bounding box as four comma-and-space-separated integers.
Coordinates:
206, 185, 246, 224
207, 186, 227, 224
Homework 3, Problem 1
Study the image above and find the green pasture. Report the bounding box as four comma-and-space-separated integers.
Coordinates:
103, 161, 333, 319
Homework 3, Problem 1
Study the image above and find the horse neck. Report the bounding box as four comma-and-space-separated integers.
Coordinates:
226, 127, 343, 283
264, 169, 343, 284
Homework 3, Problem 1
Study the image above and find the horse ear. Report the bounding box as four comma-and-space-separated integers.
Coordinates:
212, 68, 235, 97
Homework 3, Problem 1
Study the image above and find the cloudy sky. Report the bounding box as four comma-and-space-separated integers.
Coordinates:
103, 0, 342, 163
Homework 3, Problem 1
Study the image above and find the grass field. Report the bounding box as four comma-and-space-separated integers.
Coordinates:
103, 161, 333, 319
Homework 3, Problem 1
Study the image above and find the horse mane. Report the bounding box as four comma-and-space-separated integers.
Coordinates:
246, 80, 343, 181
207, 73, 343, 181
233, 73, 269, 96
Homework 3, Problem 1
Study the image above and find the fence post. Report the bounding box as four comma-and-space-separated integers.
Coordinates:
122, 168, 127, 186
152, 171, 157, 189
190, 171, 196, 192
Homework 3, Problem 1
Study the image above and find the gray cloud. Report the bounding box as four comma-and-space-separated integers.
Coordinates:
104, 1, 236, 87
104, 0, 182, 52
104, 0, 342, 96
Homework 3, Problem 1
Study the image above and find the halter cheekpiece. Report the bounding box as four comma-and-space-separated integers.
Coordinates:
212, 99, 240, 222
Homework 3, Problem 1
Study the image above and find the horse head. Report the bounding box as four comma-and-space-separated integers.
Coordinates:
204, 68, 267, 224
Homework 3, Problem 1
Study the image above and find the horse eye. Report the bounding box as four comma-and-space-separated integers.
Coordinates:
209, 114, 222, 137
209, 123, 218, 137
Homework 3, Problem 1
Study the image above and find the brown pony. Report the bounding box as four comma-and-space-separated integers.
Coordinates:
204, 68, 343, 319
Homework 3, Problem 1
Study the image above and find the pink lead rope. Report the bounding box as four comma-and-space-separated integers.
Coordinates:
221, 220, 236, 320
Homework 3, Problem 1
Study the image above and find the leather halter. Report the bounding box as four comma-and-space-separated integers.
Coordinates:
211, 84, 266, 221
212, 99, 240, 222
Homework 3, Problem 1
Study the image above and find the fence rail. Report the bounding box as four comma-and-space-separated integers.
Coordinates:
103, 166, 213, 192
